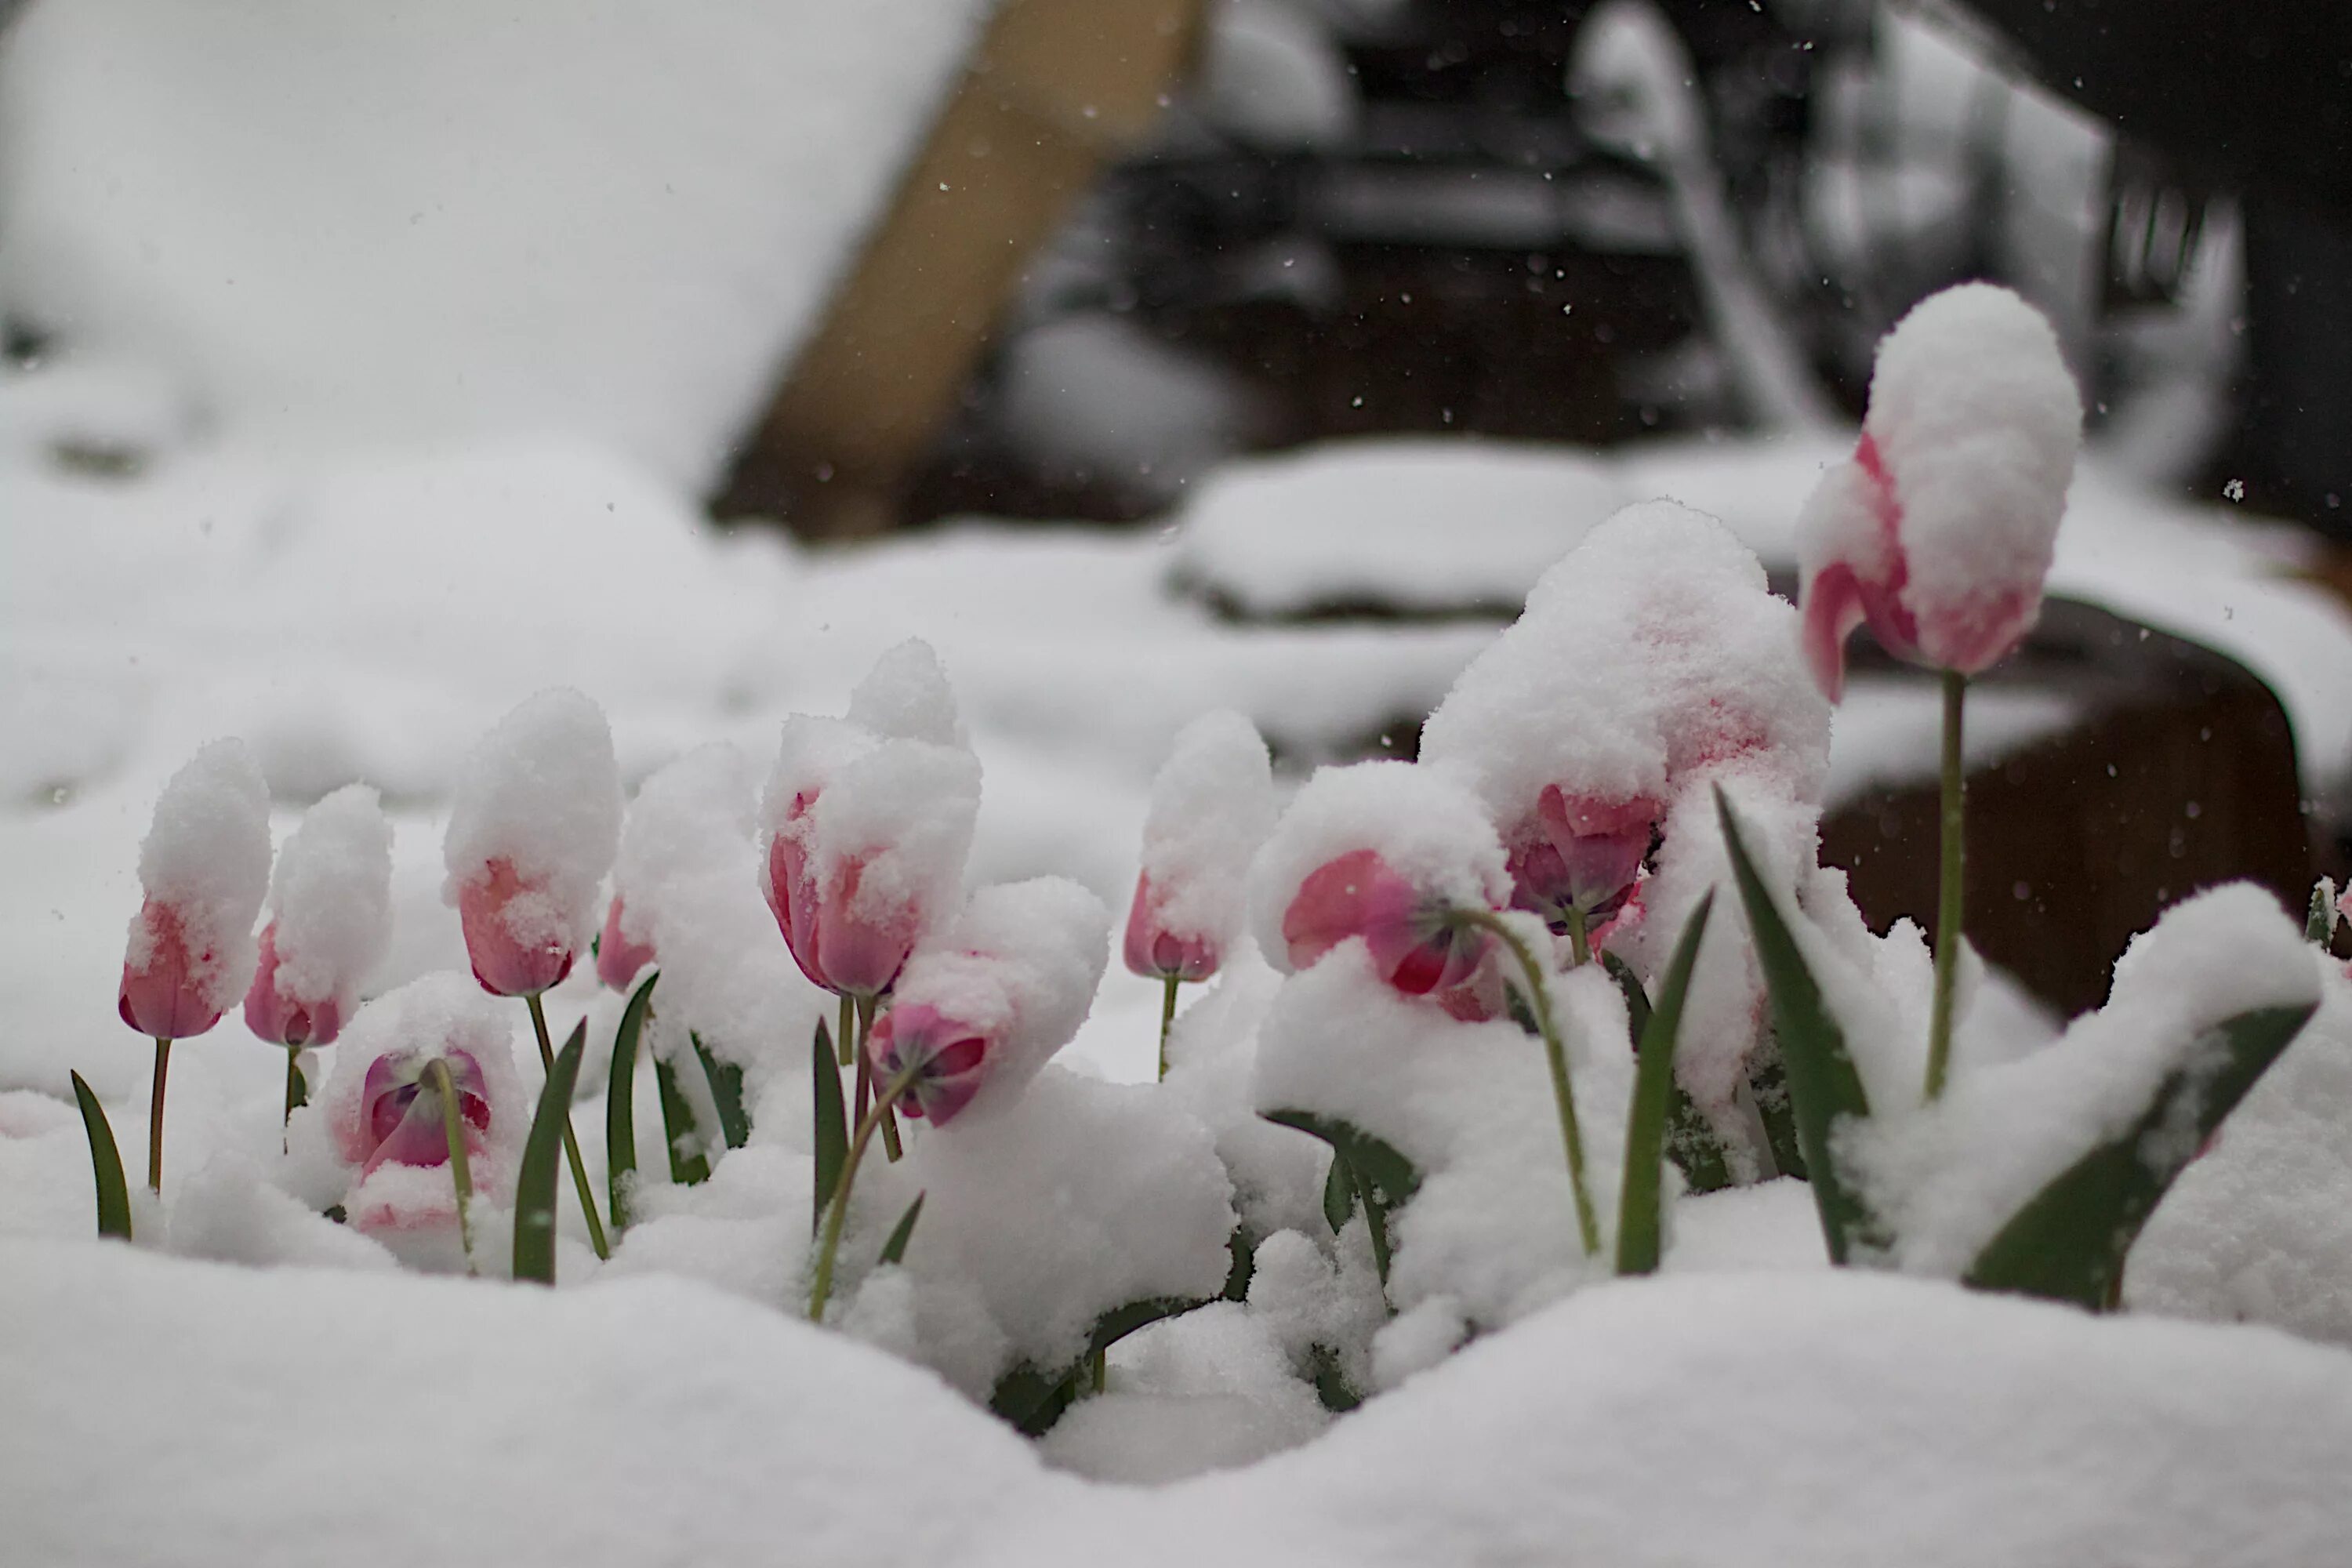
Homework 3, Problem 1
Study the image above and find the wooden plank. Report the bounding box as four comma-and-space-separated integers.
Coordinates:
713, 0, 1204, 535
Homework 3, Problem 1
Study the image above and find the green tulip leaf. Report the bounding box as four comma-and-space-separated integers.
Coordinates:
812, 1019, 848, 1230
1717, 786, 1875, 1262
1964, 1002, 2314, 1308
691, 1032, 751, 1150
70, 1072, 132, 1242
514, 1021, 589, 1286
655, 1055, 711, 1186
1616, 891, 1714, 1276
605, 971, 658, 1236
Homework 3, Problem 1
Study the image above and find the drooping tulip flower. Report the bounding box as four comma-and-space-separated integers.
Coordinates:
865, 1001, 996, 1127
809, 878, 1109, 1321
1507, 788, 1659, 931
1283, 848, 1492, 997
352, 1048, 492, 1174
1795, 282, 2082, 702
455, 857, 577, 997
119, 739, 272, 1192
1123, 873, 1221, 984
595, 895, 657, 993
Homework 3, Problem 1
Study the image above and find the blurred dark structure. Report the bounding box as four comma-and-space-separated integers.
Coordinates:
1962, 0, 2352, 536
891, 0, 1836, 525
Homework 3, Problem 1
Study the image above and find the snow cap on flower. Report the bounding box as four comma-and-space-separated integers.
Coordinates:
316, 972, 528, 1194
1425, 500, 1829, 936
243, 783, 394, 1047
120, 739, 273, 1039
866, 877, 1110, 1124
441, 688, 622, 997
760, 655, 982, 999
1247, 760, 1510, 996
1124, 710, 1278, 982
1796, 282, 2083, 700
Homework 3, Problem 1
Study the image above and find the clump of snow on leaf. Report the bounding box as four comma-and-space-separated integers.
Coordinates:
1245, 760, 1508, 971
1254, 942, 1635, 1332
260, 783, 394, 1017
2129, 960, 2352, 1348
1134, 709, 1278, 957
1847, 883, 2318, 1277
127, 738, 273, 1014
441, 688, 621, 959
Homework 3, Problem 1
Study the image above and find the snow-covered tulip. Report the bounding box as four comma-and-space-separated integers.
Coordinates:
119, 739, 272, 1192
760, 670, 982, 1004
244, 785, 395, 1125
864, 1001, 995, 1127
442, 690, 621, 1000
1247, 761, 1513, 1005
441, 689, 622, 1260
1795, 282, 2082, 702
1283, 848, 1491, 997
1123, 710, 1276, 987
1504, 787, 1660, 960
810, 878, 1108, 1321
1123, 873, 1221, 984
595, 895, 656, 992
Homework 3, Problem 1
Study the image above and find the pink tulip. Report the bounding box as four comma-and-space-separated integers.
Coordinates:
454, 856, 575, 998
119, 898, 230, 1040
1800, 430, 2041, 699
763, 790, 924, 1000
595, 895, 656, 993
1506, 788, 1658, 930
1282, 848, 1490, 998
347, 1049, 492, 1175
1123, 872, 1221, 983
865, 1001, 994, 1126
1796, 283, 2081, 702
242, 920, 345, 1048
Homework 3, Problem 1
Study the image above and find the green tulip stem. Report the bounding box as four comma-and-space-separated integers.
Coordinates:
526, 993, 611, 1260
808, 1062, 921, 1323
1924, 670, 1968, 1102
425, 1057, 477, 1276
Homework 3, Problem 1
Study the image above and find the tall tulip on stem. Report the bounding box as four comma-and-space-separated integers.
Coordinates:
1795, 283, 2080, 1100
118, 741, 273, 1193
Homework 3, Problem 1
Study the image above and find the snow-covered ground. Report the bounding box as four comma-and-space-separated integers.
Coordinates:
7, 5, 2352, 1559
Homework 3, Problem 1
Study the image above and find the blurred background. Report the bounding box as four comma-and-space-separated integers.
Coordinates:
2, 0, 2350, 1076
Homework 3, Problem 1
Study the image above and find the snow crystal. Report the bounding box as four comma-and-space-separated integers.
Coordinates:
1243, 1225, 1385, 1398
441, 688, 622, 960
260, 783, 394, 1017
1368, 1294, 1470, 1392
1134, 710, 1277, 959
126, 738, 273, 1016
845, 637, 969, 749
1847, 884, 2320, 1278
1245, 760, 1510, 972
